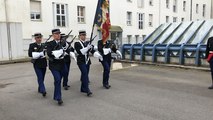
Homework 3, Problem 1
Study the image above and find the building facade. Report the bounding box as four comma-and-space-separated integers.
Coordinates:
0, 0, 212, 60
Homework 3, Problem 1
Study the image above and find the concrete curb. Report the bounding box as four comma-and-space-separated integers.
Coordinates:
0, 58, 30, 65
115, 60, 210, 72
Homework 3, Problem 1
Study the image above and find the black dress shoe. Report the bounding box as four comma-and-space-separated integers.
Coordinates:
87, 91, 93, 97
42, 92, 47, 97
64, 86, 69, 90
103, 85, 111, 89
58, 99, 63, 105
208, 85, 213, 89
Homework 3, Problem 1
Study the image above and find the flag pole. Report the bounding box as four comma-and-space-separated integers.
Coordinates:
89, 0, 100, 43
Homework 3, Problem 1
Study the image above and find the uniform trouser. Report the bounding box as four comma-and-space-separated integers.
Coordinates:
34, 65, 46, 93
209, 58, 213, 84
101, 58, 112, 86
62, 62, 70, 87
50, 69, 63, 100
78, 64, 90, 92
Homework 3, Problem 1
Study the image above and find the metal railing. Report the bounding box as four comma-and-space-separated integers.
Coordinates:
122, 43, 207, 66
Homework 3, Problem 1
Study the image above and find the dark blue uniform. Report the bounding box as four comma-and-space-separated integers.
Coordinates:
62, 46, 75, 89
47, 40, 66, 101
28, 42, 47, 95
98, 40, 117, 89
206, 37, 213, 89
74, 40, 95, 96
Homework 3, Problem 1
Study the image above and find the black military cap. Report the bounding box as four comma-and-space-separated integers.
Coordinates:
79, 30, 86, 35
60, 33, 66, 37
33, 33, 42, 38
52, 29, 61, 34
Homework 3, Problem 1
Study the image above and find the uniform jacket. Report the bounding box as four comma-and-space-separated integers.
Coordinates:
98, 40, 117, 60
74, 40, 95, 65
46, 40, 65, 71
28, 42, 47, 68
205, 37, 213, 59
64, 46, 75, 63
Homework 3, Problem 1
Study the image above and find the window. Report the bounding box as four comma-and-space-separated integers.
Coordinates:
149, 14, 153, 27
183, 1, 186, 11
196, 4, 199, 14
166, 16, 169, 23
127, 12, 132, 26
173, 17, 177, 22
149, 0, 153, 6
127, 35, 132, 44
53, 3, 68, 27
166, 0, 170, 8
77, 6, 85, 23
181, 18, 184, 22
137, 0, 144, 8
135, 35, 139, 44
142, 35, 146, 41
30, 0, 41, 21
138, 13, 144, 29
203, 4, 206, 17
173, 0, 177, 12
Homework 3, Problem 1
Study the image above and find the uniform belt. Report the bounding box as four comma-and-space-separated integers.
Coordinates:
209, 51, 213, 53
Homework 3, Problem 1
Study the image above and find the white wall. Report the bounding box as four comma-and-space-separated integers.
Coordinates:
0, 0, 6, 22
0, 23, 9, 60
191, 0, 211, 21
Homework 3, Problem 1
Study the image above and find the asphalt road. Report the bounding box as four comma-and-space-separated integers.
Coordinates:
0, 58, 213, 120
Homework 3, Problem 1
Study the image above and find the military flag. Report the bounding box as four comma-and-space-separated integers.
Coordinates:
92, 0, 111, 44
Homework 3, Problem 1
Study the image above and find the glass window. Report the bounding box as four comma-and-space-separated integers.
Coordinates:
135, 35, 139, 44
127, 35, 132, 44
196, 4, 199, 14
181, 18, 184, 22
77, 6, 85, 23
138, 13, 144, 29
203, 4, 206, 17
149, 0, 153, 6
53, 3, 68, 27
173, 17, 177, 22
183, 1, 186, 11
166, 0, 170, 8
173, 0, 177, 12
30, 0, 41, 21
166, 16, 169, 23
127, 12, 132, 26
149, 14, 153, 27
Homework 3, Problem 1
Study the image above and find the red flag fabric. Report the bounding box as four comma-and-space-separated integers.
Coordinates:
94, 0, 111, 44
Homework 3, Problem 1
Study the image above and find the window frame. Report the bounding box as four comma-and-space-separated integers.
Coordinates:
127, 12, 132, 26
30, 0, 42, 21
138, 13, 144, 29
77, 6, 86, 24
53, 3, 68, 27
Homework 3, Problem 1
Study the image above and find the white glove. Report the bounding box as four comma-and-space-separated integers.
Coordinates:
32, 52, 41, 59
93, 51, 103, 61
52, 49, 63, 59
80, 47, 89, 55
93, 45, 98, 51
87, 44, 93, 50
116, 50, 122, 59
103, 48, 111, 55
62, 42, 69, 50
64, 52, 68, 56
39, 51, 44, 57
70, 52, 77, 62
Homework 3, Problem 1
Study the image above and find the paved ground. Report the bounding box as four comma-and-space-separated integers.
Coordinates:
0, 58, 213, 120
